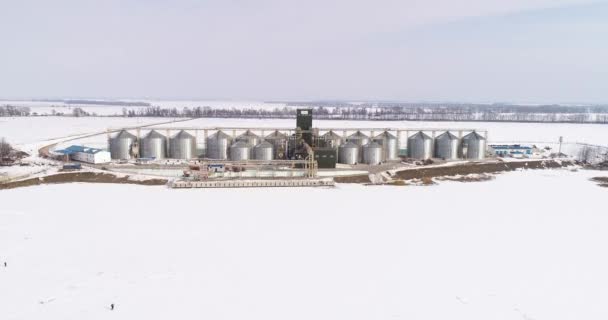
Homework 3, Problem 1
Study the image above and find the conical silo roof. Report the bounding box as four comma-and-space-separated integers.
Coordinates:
463, 131, 485, 140
348, 130, 369, 139
172, 130, 194, 139
322, 130, 342, 139
265, 130, 287, 139
408, 131, 432, 140
436, 131, 458, 140
210, 130, 232, 139
144, 130, 165, 139
374, 131, 396, 139
238, 130, 259, 138
114, 130, 137, 139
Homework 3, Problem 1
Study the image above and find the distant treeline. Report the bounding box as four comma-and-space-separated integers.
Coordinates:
33, 99, 151, 107
122, 103, 608, 123
3, 102, 608, 124
64, 100, 150, 107
0, 105, 31, 116
0, 105, 95, 117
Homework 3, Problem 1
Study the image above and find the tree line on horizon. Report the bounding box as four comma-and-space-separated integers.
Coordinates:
3, 103, 608, 123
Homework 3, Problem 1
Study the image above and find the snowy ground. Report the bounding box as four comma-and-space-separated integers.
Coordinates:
0, 117, 179, 146
1, 168, 607, 320
1, 116, 608, 319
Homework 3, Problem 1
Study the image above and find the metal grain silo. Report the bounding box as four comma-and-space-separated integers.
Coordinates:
109, 130, 137, 160
362, 141, 383, 165
265, 130, 288, 159
169, 130, 197, 159
346, 131, 370, 162
253, 140, 274, 160
407, 131, 433, 160
230, 141, 251, 161
434, 131, 460, 160
236, 130, 260, 147
462, 131, 486, 160
140, 130, 167, 159
206, 130, 233, 159
321, 130, 342, 149
338, 141, 359, 165
373, 131, 398, 161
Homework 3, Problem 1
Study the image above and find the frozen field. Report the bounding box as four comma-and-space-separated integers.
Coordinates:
0, 117, 182, 156
0, 117, 180, 145
1, 169, 607, 320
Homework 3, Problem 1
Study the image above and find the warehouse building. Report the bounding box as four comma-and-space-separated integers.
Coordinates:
488, 144, 533, 157
55, 145, 111, 164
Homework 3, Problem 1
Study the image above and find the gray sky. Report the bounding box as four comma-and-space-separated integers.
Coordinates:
1, 0, 607, 103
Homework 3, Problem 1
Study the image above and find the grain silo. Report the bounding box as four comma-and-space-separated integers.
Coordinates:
462, 131, 486, 160
346, 131, 370, 162
206, 130, 233, 160
373, 131, 398, 161
338, 141, 359, 165
109, 130, 137, 160
321, 130, 342, 149
434, 131, 460, 160
362, 141, 383, 165
230, 141, 251, 161
236, 130, 260, 148
253, 140, 274, 160
265, 130, 288, 159
140, 130, 167, 159
407, 131, 433, 160
169, 130, 197, 159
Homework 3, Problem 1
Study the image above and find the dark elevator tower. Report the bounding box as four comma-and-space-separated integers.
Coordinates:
296, 108, 313, 146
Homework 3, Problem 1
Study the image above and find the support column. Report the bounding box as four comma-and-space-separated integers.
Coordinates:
396, 130, 402, 155
431, 130, 436, 158
166, 129, 171, 158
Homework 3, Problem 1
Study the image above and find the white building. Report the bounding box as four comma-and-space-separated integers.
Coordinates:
56, 145, 111, 164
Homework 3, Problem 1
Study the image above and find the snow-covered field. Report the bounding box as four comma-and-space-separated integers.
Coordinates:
1, 116, 608, 319
0, 117, 180, 146
0, 117, 182, 157
1, 169, 607, 320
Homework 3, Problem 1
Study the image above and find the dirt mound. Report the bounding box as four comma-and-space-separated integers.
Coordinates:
436, 173, 495, 183
0, 172, 167, 190
333, 174, 372, 184
591, 177, 608, 188
393, 160, 572, 181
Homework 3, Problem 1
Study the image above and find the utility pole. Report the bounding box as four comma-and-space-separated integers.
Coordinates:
559, 136, 563, 155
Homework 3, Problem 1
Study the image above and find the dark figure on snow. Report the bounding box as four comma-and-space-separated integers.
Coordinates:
110, 303, 114, 310
3, 262, 6, 267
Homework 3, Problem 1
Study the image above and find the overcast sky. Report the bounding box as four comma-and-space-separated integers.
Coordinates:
1, 0, 607, 103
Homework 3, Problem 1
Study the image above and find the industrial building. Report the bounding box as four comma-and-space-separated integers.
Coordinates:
104, 109, 489, 176
55, 145, 111, 164
489, 144, 533, 157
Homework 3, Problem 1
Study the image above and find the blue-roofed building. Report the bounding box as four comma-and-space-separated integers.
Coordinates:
55, 145, 111, 164
488, 144, 533, 157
